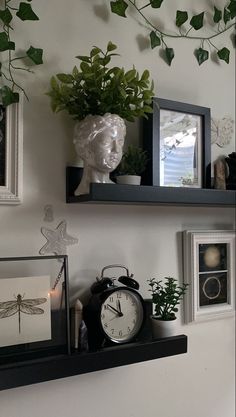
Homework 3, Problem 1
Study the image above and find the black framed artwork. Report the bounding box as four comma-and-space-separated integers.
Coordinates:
0, 255, 70, 365
0, 105, 6, 187
143, 98, 211, 188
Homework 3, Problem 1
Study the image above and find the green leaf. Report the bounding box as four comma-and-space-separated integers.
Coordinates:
228, 0, 236, 19
223, 7, 231, 24
165, 47, 174, 66
50, 76, 59, 90
0, 86, 19, 106
196, 48, 209, 65
26, 46, 43, 64
0, 32, 14, 52
125, 69, 136, 82
90, 47, 101, 57
110, 0, 128, 17
176, 10, 188, 27
217, 47, 230, 63
107, 41, 117, 52
0, 8, 13, 25
56, 73, 74, 83
141, 69, 150, 81
76, 55, 91, 63
16, 2, 39, 20
150, 0, 163, 8
150, 31, 161, 49
190, 12, 204, 30
213, 6, 222, 23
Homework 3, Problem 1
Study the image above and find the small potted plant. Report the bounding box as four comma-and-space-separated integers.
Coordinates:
147, 277, 188, 338
115, 145, 148, 185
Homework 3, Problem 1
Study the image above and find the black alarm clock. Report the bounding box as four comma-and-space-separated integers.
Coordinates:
83, 265, 146, 350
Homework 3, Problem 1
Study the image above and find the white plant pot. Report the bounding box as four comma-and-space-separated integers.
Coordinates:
150, 316, 177, 339
116, 175, 141, 185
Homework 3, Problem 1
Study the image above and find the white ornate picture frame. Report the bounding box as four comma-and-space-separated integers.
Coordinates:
0, 97, 23, 204
183, 230, 235, 323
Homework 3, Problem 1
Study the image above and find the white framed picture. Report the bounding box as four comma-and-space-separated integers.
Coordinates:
183, 230, 235, 323
0, 97, 23, 204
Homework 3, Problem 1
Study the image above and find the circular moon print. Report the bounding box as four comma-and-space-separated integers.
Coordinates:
202, 276, 221, 300
203, 246, 221, 268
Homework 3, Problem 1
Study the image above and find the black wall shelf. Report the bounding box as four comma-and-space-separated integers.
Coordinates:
67, 182, 236, 207
0, 335, 187, 391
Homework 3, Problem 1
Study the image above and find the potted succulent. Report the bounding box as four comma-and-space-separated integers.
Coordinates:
147, 277, 188, 338
47, 42, 154, 195
115, 145, 148, 185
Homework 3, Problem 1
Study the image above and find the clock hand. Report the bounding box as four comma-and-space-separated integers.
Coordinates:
117, 300, 122, 314
106, 304, 123, 317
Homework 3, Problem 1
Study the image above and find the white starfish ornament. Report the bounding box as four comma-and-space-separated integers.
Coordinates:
39, 220, 78, 256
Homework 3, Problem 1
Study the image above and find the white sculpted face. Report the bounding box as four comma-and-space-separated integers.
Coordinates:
73, 113, 126, 195
88, 127, 124, 173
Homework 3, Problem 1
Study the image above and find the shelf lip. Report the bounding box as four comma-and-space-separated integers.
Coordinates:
0, 335, 187, 391
67, 183, 236, 207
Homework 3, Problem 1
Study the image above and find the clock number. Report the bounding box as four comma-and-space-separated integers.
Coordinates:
104, 323, 108, 328
132, 319, 136, 324
127, 326, 131, 333
119, 330, 123, 336
104, 305, 108, 310
116, 293, 122, 299
111, 329, 114, 334
109, 296, 114, 303
101, 313, 105, 319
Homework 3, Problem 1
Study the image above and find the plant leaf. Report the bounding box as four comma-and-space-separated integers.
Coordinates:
217, 47, 230, 63
165, 47, 174, 66
228, 0, 236, 19
176, 10, 188, 27
26, 46, 43, 64
16, 2, 39, 21
190, 12, 204, 30
0, 8, 13, 26
0, 86, 19, 106
0, 32, 14, 51
107, 41, 117, 52
150, 31, 161, 48
196, 48, 209, 65
223, 7, 231, 24
213, 6, 222, 23
150, 0, 164, 8
110, 0, 128, 17
56, 73, 74, 83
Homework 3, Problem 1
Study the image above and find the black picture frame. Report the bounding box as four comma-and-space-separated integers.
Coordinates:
0, 104, 6, 187
143, 98, 211, 188
0, 255, 70, 365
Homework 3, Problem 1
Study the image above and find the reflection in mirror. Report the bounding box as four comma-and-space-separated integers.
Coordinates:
160, 109, 202, 187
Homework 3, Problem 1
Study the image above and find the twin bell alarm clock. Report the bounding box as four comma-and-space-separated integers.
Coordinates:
83, 265, 146, 350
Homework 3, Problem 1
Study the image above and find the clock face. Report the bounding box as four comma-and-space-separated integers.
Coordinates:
100, 289, 144, 343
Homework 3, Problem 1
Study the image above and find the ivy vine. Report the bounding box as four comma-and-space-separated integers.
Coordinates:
0, 0, 43, 106
110, 0, 236, 66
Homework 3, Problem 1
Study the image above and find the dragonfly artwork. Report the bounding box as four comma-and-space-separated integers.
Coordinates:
0, 294, 47, 334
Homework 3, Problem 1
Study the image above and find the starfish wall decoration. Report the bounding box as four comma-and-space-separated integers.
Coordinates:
39, 220, 78, 256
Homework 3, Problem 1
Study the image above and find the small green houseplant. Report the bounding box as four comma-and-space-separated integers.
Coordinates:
47, 41, 154, 122
147, 277, 188, 338
116, 145, 148, 184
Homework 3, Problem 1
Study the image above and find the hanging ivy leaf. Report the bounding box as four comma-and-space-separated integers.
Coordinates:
16, 2, 39, 21
150, 31, 161, 49
228, 0, 236, 19
223, 7, 231, 24
0, 86, 19, 106
190, 12, 204, 30
213, 6, 222, 23
26, 46, 43, 64
110, 0, 128, 17
196, 48, 209, 65
217, 47, 230, 63
0, 32, 15, 51
0, 8, 13, 26
150, 0, 164, 8
165, 47, 174, 66
176, 11, 188, 27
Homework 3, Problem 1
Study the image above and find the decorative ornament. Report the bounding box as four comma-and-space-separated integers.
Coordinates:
211, 117, 234, 147
39, 220, 78, 256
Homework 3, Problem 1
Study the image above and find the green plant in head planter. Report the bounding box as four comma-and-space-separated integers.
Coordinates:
47, 41, 154, 122
47, 41, 154, 196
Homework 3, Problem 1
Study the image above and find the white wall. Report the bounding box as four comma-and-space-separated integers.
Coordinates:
0, 1, 235, 416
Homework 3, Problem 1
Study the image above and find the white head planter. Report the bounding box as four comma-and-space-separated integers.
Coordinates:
73, 113, 126, 195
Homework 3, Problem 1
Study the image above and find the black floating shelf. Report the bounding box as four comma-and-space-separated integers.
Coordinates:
67, 183, 236, 207
0, 335, 187, 391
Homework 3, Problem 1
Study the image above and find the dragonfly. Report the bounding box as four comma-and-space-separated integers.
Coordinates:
0, 294, 47, 334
